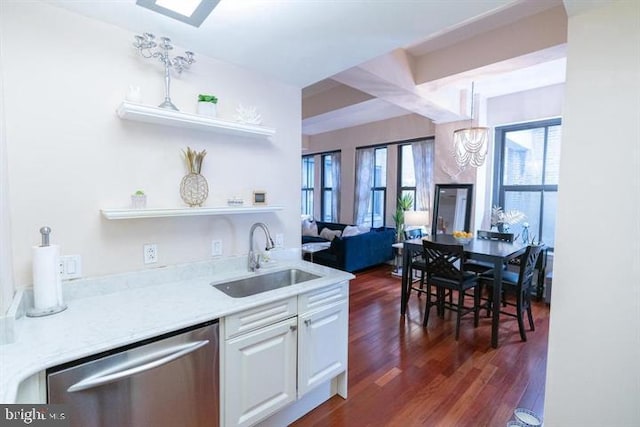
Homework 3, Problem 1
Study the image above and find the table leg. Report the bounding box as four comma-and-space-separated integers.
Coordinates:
491, 259, 502, 348
400, 244, 411, 316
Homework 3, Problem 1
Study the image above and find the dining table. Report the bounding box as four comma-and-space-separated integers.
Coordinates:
400, 234, 528, 348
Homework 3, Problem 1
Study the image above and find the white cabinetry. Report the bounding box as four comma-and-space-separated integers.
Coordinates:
222, 282, 349, 427
297, 283, 348, 398
225, 317, 297, 427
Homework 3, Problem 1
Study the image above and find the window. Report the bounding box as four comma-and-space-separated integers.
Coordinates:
301, 155, 314, 216
354, 146, 387, 227
397, 138, 434, 217
321, 152, 341, 222
371, 147, 387, 227
494, 119, 561, 248
398, 144, 416, 207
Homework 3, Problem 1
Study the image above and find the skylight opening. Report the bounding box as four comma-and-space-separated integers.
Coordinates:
155, 0, 201, 17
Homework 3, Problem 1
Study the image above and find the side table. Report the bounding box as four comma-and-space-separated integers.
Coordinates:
301, 242, 331, 263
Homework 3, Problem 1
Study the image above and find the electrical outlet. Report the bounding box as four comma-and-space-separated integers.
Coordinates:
59, 255, 82, 279
211, 240, 223, 257
143, 244, 158, 264
275, 233, 284, 248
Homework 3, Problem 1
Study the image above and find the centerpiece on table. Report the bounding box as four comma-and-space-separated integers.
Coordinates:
491, 205, 525, 232
180, 147, 208, 207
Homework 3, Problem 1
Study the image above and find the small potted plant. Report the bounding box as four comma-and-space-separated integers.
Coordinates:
197, 94, 218, 117
392, 193, 414, 242
131, 190, 147, 209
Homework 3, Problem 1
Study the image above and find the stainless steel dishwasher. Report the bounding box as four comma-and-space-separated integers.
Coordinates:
47, 320, 219, 427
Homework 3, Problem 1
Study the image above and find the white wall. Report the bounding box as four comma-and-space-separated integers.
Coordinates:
1, 3, 301, 287
0, 37, 14, 315
544, 1, 640, 425
487, 83, 565, 127
307, 114, 435, 225
478, 84, 566, 229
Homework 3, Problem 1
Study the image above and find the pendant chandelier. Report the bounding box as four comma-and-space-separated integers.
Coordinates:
453, 82, 488, 168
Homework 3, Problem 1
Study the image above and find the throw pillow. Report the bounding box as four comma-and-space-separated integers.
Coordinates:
302, 220, 318, 237
358, 225, 371, 234
319, 227, 342, 241
342, 225, 363, 237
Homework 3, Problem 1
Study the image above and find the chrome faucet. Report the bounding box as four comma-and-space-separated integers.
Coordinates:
248, 222, 275, 272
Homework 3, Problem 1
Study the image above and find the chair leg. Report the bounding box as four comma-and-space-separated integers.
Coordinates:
525, 295, 535, 331
455, 289, 464, 340
440, 288, 448, 318
516, 292, 527, 342
418, 271, 425, 298
485, 286, 493, 318
423, 282, 433, 327
473, 286, 480, 327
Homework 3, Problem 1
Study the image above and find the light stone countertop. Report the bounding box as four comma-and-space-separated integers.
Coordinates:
0, 250, 354, 403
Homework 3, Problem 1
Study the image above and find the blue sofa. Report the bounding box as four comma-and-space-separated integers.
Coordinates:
302, 221, 396, 272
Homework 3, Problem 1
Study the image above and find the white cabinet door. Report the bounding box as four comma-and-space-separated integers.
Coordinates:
298, 300, 348, 397
224, 317, 297, 427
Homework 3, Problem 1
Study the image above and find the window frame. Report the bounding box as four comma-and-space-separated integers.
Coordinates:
493, 118, 561, 249
354, 144, 389, 228
397, 143, 417, 210
320, 151, 340, 222
301, 155, 314, 217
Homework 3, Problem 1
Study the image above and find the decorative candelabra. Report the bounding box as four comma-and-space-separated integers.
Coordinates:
132, 32, 195, 111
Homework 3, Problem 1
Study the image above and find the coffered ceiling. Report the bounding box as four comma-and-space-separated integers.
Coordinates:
302, 1, 568, 135
46, 0, 567, 135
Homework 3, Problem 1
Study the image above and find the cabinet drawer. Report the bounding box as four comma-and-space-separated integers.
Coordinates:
298, 282, 348, 313
225, 297, 297, 339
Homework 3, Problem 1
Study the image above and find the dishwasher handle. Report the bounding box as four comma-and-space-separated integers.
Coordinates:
67, 340, 210, 393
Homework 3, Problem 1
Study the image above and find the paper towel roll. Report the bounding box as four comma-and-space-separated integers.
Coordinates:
32, 244, 62, 309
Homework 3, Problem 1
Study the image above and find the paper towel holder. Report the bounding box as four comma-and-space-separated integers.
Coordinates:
27, 303, 68, 318
26, 226, 68, 318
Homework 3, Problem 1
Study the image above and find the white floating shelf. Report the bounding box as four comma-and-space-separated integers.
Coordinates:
101, 206, 284, 220
116, 102, 275, 139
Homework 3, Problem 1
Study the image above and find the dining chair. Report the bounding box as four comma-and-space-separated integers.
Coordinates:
402, 229, 429, 306
478, 244, 544, 342
463, 230, 514, 275
402, 230, 453, 317
507, 246, 548, 301
421, 240, 480, 340
477, 230, 515, 242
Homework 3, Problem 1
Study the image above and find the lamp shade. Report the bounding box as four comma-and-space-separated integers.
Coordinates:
404, 210, 430, 227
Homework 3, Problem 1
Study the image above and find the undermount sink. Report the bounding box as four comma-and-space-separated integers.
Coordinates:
212, 268, 321, 298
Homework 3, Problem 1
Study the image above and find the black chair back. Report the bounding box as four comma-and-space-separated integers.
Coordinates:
517, 245, 544, 293
477, 230, 514, 242
422, 240, 465, 282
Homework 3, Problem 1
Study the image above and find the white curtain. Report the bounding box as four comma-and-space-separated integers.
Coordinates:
354, 148, 374, 225
412, 139, 434, 212
330, 152, 341, 222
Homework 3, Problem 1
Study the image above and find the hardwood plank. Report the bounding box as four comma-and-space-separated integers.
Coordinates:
291, 265, 549, 427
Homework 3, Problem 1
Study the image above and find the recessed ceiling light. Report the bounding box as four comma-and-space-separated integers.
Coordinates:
136, 0, 220, 27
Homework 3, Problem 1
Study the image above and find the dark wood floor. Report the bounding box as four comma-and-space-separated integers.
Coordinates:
291, 265, 549, 427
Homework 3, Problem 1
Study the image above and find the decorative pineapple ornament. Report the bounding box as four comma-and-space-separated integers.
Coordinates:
180, 147, 208, 207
